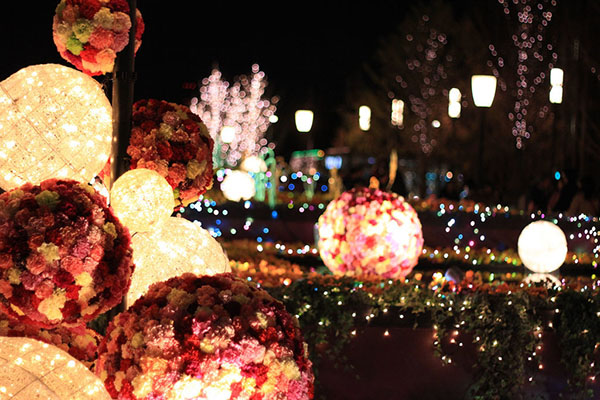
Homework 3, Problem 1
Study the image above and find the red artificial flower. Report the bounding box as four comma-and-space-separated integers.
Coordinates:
108, 0, 129, 13
79, 0, 102, 19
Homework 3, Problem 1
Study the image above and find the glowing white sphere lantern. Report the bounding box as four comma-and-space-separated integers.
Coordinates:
220, 170, 256, 202
0, 64, 112, 190
127, 217, 230, 306
240, 155, 267, 173
517, 220, 568, 273
0, 336, 110, 400
110, 168, 175, 233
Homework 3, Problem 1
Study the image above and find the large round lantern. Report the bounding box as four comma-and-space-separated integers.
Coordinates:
220, 170, 256, 202
518, 220, 568, 273
96, 273, 314, 400
127, 217, 230, 305
0, 336, 110, 399
110, 168, 175, 234
0, 179, 134, 328
0, 64, 112, 190
318, 187, 424, 279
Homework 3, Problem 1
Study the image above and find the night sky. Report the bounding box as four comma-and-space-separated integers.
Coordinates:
1, 1, 408, 156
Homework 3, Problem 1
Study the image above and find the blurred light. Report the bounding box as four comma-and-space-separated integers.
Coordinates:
269, 114, 279, 123
431, 120, 441, 128
325, 155, 342, 170
220, 126, 236, 144
471, 75, 497, 107
359, 105, 371, 131
391, 99, 404, 127
449, 88, 462, 103
549, 85, 563, 104
448, 102, 461, 118
550, 68, 564, 86
554, 171, 561, 180
295, 110, 314, 132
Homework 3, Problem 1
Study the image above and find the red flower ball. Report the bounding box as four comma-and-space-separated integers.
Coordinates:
0, 179, 134, 328
96, 273, 314, 400
128, 99, 215, 208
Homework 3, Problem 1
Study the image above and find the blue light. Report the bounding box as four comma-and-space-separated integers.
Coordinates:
263, 227, 269, 234
271, 210, 278, 219
291, 173, 297, 179
216, 219, 221, 225
288, 183, 295, 190
257, 237, 263, 243
321, 185, 328, 191
554, 171, 561, 180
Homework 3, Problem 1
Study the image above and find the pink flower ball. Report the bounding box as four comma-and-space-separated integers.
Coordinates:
317, 187, 424, 279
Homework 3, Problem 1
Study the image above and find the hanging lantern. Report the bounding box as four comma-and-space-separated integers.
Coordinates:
0, 64, 112, 190
517, 220, 568, 273
127, 217, 230, 306
110, 168, 175, 234
0, 336, 110, 399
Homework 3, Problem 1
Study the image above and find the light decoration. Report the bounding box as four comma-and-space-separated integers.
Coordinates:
448, 88, 462, 118
549, 67, 564, 104
471, 75, 497, 108
127, 217, 230, 305
0, 64, 112, 190
359, 105, 371, 131
295, 110, 314, 133
96, 273, 314, 400
317, 187, 424, 279
109, 168, 174, 234
192, 65, 278, 167
391, 99, 404, 127
220, 170, 256, 202
523, 273, 562, 288
240, 155, 267, 173
0, 336, 110, 399
490, 0, 558, 148
518, 220, 568, 273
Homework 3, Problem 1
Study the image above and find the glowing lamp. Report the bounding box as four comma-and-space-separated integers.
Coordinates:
0, 336, 110, 399
391, 99, 404, 127
0, 64, 112, 190
549, 85, 563, 104
318, 187, 424, 279
550, 68, 564, 86
448, 88, 462, 118
471, 75, 497, 107
110, 168, 175, 234
449, 88, 462, 103
240, 155, 267, 173
359, 105, 371, 131
220, 126, 236, 144
128, 217, 230, 306
295, 110, 314, 133
517, 220, 568, 273
220, 170, 256, 202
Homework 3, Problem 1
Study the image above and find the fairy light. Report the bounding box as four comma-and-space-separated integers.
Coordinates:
0, 64, 112, 190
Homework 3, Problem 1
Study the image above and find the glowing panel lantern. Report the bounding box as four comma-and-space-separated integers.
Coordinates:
318, 187, 424, 279
517, 220, 568, 273
295, 110, 314, 133
0, 64, 112, 190
220, 170, 256, 202
240, 155, 267, 173
110, 168, 175, 234
0, 336, 110, 399
471, 75, 497, 108
127, 217, 230, 306
359, 105, 371, 131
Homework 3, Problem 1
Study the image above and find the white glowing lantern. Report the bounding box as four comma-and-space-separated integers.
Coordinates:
358, 105, 371, 131
391, 99, 404, 127
110, 168, 175, 234
128, 217, 230, 306
295, 110, 314, 133
220, 170, 256, 202
549, 86, 563, 104
0, 336, 110, 399
517, 220, 568, 273
448, 88, 462, 118
240, 155, 267, 173
550, 68, 564, 87
471, 75, 497, 108
0, 64, 112, 190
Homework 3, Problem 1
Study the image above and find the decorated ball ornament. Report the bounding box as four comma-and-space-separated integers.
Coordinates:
128, 99, 214, 208
517, 220, 568, 273
110, 168, 175, 234
0, 336, 110, 399
53, 0, 145, 76
96, 273, 314, 400
0, 64, 112, 191
318, 187, 424, 279
0, 179, 134, 328
127, 217, 230, 306
221, 170, 256, 202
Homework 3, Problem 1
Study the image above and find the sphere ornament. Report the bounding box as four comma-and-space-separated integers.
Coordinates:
0, 336, 110, 399
110, 168, 175, 234
518, 220, 568, 273
96, 273, 314, 400
0, 64, 112, 190
0, 179, 134, 328
220, 170, 256, 202
127, 217, 230, 305
317, 187, 424, 279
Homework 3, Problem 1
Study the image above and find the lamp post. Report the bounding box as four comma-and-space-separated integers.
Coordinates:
471, 75, 497, 186
295, 110, 314, 149
549, 68, 564, 171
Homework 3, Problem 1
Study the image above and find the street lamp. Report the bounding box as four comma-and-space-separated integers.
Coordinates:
448, 88, 461, 118
549, 68, 564, 104
295, 110, 314, 133
359, 105, 371, 131
471, 75, 497, 185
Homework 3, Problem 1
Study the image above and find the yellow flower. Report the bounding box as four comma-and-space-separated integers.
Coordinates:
37, 242, 60, 264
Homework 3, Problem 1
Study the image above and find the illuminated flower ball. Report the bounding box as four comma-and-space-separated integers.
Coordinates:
127, 217, 230, 305
53, 0, 145, 76
0, 179, 134, 328
0, 314, 101, 368
518, 220, 568, 273
318, 187, 424, 279
221, 170, 256, 202
0, 336, 110, 399
0, 64, 112, 191
128, 99, 214, 208
96, 273, 314, 400
110, 168, 175, 234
